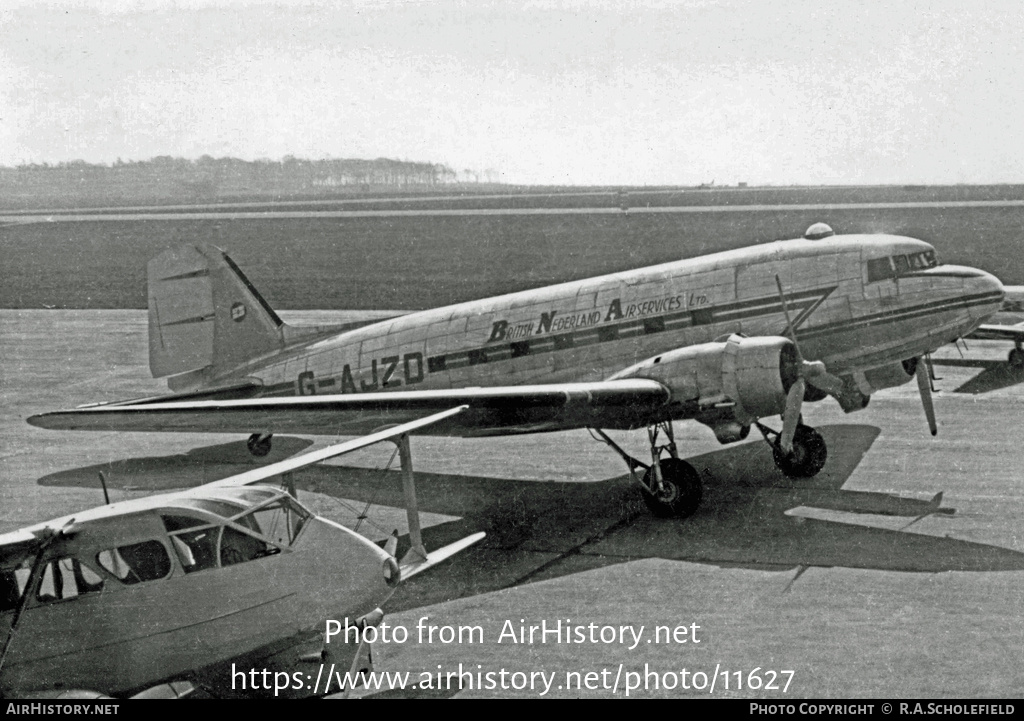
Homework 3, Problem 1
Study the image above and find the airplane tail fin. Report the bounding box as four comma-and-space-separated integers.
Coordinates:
148, 244, 285, 385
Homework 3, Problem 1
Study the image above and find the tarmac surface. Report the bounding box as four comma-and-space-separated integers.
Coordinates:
2, 309, 1022, 698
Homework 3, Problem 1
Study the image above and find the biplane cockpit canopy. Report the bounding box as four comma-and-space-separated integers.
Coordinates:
1, 486, 313, 609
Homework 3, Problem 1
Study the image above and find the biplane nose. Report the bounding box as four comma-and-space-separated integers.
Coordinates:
303, 517, 400, 614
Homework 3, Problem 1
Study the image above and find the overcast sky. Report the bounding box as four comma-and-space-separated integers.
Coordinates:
2, 0, 1022, 186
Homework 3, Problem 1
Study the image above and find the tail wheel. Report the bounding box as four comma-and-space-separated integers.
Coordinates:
772, 425, 827, 478
247, 433, 272, 457
641, 458, 703, 518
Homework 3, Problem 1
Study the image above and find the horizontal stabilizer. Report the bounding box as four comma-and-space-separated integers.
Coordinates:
75, 380, 264, 409
399, 531, 486, 581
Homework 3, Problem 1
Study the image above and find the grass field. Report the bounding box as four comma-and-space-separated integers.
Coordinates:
1, 186, 1022, 310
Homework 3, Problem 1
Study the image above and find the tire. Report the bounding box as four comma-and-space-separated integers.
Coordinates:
1009, 348, 1024, 369
247, 434, 272, 457
772, 425, 827, 478
641, 458, 703, 518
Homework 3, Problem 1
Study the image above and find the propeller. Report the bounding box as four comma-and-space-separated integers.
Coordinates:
774, 276, 845, 454
914, 356, 938, 435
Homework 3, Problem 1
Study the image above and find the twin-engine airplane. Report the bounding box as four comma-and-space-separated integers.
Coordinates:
1, 412, 484, 698
29, 223, 1004, 519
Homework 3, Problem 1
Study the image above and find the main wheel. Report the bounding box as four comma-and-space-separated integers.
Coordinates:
641, 458, 703, 518
772, 425, 827, 478
1009, 348, 1024, 369
247, 433, 272, 457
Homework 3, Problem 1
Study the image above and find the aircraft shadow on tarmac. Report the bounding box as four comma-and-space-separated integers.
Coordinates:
930, 357, 1024, 394
37, 437, 315, 491
37, 424, 1024, 614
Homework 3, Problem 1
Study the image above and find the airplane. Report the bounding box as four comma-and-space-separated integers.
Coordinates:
1, 410, 484, 698
28, 222, 1005, 520
964, 286, 1024, 367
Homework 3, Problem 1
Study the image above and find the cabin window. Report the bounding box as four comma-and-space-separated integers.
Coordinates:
0, 566, 31, 612
893, 254, 911, 275
161, 514, 208, 532
97, 541, 171, 584
240, 498, 309, 547
866, 257, 895, 283
219, 526, 276, 566
36, 558, 104, 603
170, 528, 219, 574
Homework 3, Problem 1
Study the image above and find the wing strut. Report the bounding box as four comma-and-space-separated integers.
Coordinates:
391, 432, 486, 579
396, 434, 426, 565
0, 522, 73, 678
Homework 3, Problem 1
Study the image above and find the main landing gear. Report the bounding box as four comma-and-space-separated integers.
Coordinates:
247, 433, 273, 457
593, 421, 703, 518
756, 421, 827, 478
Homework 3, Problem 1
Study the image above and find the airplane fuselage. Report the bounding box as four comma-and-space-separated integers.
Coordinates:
229, 234, 1002, 413
0, 488, 394, 697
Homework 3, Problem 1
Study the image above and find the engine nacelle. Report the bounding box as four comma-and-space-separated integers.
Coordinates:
857, 358, 919, 394
835, 359, 919, 413
610, 334, 799, 426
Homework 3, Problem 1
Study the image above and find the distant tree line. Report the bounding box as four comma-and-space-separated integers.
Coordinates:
4, 155, 465, 188
0, 155, 496, 208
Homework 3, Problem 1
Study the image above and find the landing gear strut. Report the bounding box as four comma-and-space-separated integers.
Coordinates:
592, 421, 703, 518
247, 433, 273, 457
757, 422, 827, 478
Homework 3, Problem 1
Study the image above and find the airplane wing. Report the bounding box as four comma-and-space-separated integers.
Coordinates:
27, 379, 673, 437
966, 323, 1024, 342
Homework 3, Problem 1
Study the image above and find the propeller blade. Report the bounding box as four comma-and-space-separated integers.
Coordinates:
914, 357, 938, 436
779, 378, 805, 454
803, 361, 846, 396
775, 275, 803, 359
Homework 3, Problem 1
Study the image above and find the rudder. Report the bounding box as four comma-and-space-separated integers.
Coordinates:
148, 244, 284, 383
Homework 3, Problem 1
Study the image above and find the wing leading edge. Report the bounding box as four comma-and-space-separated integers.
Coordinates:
27, 379, 674, 437
967, 324, 1024, 342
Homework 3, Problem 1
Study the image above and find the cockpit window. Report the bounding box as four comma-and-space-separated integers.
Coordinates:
161, 514, 208, 532
97, 541, 171, 584
170, 528, 219, 574
220, 526, 276, 566
866, 250, 938, 283
166, 516, 281, 573
893, 254, 910, 275
867, 257, 895, 282
36, 557, 104, 603
908, 250, 936, 269
239, 498, 310, 547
